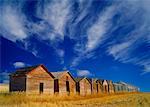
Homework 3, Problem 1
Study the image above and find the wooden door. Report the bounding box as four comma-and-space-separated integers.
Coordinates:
39, 83, 44, 93
54, 79, 59, 93
66, 81, 70, 92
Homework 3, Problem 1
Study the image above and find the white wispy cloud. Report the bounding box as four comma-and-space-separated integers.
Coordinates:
13, 62, 26, 68
0, 3, 42, 58
70, 51, 96, 67
71, 56, 82, 67
77, 70, 92, 77
55, 49, 65, 64
41, 0, 72, 39
86, 6, 115, 52
71, 5, 116, 67
135, 59, 150, 75
107, 0, 150, 74
31, 48, 39, 57
67, 0, 92, 39
71, 0, 150, 76
27, 0, 73, 62
0, 1, 68, 62
0, 0, 149, 73
143, 65, 150, 74
0, 5, 27, 42
107, 41, 132, 61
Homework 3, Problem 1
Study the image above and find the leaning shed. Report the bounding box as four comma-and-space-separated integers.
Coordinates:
102, 80, 109, 93
107, 80, 115, 93
75, 77, 92, 95
51, 71, 76, 95
9, 64, 55, 94
92, 79, 103, 94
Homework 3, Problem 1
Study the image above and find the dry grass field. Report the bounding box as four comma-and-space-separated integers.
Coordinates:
0, 84, 150, 107
0, 84, 9, 93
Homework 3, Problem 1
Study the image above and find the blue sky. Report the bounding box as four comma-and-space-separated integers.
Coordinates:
0, 0, 150, 92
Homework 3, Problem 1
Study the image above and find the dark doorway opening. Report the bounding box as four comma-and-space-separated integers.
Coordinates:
108, 85, 110, 92
96, 83, 98, 93
66, 81, 70, 92
54, 79, 59, 93
39, 83, 44, 94
76, 82, 80, 93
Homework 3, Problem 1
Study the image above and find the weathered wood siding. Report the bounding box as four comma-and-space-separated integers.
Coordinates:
58, 73, 76, 95
92, 80, 98, 94
79, 78, 91, 95
92, 80, 103, 94
26, 66, 54, 94
108, 81, 115, 93
102, 80, 109, 93
113, 83, 124, 93
113, 83, 120, 92
98, 80, 103, 94
9, 76, 26, 92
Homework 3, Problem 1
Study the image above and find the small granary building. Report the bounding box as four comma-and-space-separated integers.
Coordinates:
102, 80, 109, 93
107, 80, 115, 93
113, 82, 125, 93
75, 77, 92, 95
126, 84, 139, 92
9, 65, 54, 94
51, 71, 76, 95
118, 81, 129, 92
92, 79, 103, 94
113, 83, 120, 92
125, 82, 139, 92
113, 81, 139, 93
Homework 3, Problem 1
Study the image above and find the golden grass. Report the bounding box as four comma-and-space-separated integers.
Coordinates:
0, 84, 150, 107
0, 84, 9, 93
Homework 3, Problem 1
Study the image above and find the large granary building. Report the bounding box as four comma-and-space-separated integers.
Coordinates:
9, 65, 54, 94
9, 64, 139, 95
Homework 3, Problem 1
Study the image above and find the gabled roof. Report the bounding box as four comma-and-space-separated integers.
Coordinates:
107, 80, 113, 84
51, 71, 76, 82
74, 77, 83, 82
10, 65, 39, 76
51, 71, 68, 79
102, 79, 109, 85
87, 78, 92, 83
113, 82, 125, 86
95, 79, 103, 84
118, 81, 128, 85
91, 78, 103, 83
102, 79, 107, 82
117, 81, 138, 89
10, 64, 54, 78
75, 77, 92, 84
